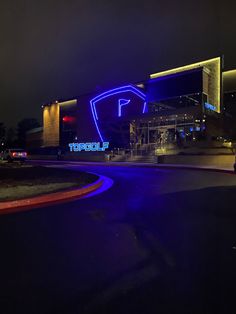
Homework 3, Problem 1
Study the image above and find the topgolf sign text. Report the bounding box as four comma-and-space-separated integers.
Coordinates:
69, 142, 109, 152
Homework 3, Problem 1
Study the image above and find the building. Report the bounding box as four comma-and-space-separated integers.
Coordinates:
42, 57, 235, 154
222, 69, 236, 141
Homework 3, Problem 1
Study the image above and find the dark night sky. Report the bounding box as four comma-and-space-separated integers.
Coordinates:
1, 0, 236, 127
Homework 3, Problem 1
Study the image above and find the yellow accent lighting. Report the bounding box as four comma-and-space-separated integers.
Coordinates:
43, 103, 60, 147
59, 99, 77, 107
150, 57, 220, 79
223, 69, 236, 92
223, 69, 236, 77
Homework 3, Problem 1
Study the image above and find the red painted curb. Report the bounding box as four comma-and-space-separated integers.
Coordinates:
0, 177, 103, 215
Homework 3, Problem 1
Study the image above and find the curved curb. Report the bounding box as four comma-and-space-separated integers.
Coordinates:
154, 164, 235, 175
0, 177, 104, 215
30, 159, 236, 174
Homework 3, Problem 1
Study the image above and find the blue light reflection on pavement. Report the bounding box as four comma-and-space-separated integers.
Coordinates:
81, 174, 114, 199
1, 162, 236, 314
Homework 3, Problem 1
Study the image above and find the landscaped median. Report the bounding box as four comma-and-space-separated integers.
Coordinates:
0, 164, 102, 214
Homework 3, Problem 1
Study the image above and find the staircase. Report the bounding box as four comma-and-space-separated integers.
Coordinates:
126, 155, 156, 163
111, 154, 156, 163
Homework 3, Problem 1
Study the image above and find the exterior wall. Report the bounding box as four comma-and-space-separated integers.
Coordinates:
205, 60, 221, 112
76, 88, 145, 147
223, 70, 236, 92
59, 100, 78, 147
43, 103, 60, 147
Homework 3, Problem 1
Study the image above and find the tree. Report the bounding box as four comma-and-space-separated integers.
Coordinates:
0, 123, 6, 145
6, 127, 17, 147
17, 118, 40, 148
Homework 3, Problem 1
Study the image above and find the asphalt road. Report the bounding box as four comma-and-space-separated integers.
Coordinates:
0, 162, 236, 314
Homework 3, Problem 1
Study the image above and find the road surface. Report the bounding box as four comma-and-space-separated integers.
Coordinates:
0, 162, 236, 314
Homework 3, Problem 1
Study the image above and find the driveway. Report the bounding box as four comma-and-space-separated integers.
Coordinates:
0, 162, 236, 314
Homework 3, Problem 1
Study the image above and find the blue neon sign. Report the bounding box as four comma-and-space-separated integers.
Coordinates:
205, 102, 216, 111
118, 99, 130, 117
90, 85, 146, 142
68, 142, 109, 152
142, 102, 147, 114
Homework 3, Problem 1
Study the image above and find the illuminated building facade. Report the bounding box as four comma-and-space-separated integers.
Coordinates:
223, 70, 236, 117
135, 57, 222, 148
222, 70, 236, 140
42, 57, 235, 153
42, 99, 77, 147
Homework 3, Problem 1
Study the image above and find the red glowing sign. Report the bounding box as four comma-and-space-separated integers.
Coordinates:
62, 116, 75, 123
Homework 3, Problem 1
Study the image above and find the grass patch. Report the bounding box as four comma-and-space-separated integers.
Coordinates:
0, 165, 98, 201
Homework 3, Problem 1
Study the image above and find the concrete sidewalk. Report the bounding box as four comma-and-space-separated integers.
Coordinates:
30, 159, 235, 173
